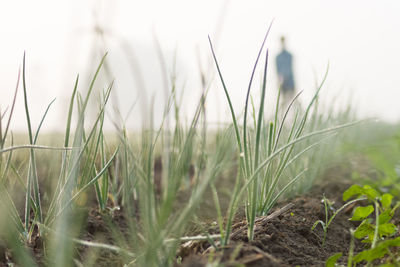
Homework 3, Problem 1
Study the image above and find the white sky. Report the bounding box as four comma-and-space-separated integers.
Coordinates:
1, 0, 399, 131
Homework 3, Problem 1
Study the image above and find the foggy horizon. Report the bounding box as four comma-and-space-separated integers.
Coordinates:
1, 0, 399, 132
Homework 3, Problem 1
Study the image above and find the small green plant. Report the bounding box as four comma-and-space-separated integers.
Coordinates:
328, 234, 400, 266
326, 184, 400, 266
311, 194, 365, 246
343, 184, 399, 246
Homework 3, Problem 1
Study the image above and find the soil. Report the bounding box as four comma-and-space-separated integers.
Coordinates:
0, 166, 373, 267
179, 178, 365, 267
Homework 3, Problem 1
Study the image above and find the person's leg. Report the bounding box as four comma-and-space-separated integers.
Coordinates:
280, 89, 297, 124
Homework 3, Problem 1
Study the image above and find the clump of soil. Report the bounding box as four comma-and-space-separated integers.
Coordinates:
180, 179, 365, 266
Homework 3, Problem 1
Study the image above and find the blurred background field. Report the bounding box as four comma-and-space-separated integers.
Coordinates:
1, 0, 400, 132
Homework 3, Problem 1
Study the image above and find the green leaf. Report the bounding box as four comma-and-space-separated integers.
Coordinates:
353, 246, 388, 263
343, 184, 363, 201
385, 236, 400, 246
326, 252, 342, 267
362, 185, 380, 200
378, 210, 394, 224
381, 193, 393, 209
354, 220, 374, 239
350, 205, 374, 221
378, 223, 397, 237
343, 184, 380, 201
353, 237, 400, 263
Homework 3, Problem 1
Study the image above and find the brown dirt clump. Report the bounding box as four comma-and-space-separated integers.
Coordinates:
180, 180, 365, 266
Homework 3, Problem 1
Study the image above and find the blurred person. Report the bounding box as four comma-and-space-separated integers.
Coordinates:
276, 36, 296, 107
